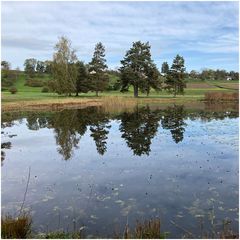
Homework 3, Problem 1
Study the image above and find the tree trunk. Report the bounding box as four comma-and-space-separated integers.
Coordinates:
173, 84, 176, 98
75, 92, 79, 97
146, 88, 150, 97
133, 85, 138, 98
96, 90, 99, 97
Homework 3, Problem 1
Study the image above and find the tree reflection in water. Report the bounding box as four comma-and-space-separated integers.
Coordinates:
2, 104, 237, 160
118, 106, 161, 156
161, 105, 186, 143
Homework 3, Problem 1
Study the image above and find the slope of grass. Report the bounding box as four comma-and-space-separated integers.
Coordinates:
1, 72, 238, 107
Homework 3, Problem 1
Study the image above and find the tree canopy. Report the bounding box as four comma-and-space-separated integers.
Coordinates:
51, 36, 78, 95
165, 54, 186, 97
88, 42, 109, 96
119, 41, 161, 97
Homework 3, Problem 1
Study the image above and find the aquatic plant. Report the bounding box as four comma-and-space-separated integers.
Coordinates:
119, 218, 169, 239
36, 231, 83, 239
204, 92, 239, 102
101, 96, 137, 113
1, 214, 32, 239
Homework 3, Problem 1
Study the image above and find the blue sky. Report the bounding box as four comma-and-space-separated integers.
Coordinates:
2, 1, 239, 71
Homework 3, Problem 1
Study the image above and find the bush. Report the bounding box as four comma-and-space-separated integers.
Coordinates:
1, 214, 32, 239
41, 86, 49, 93
9, 87, 17, 94
25, 79, 44, 87
1, 87, 8, 92
205, 92, 239, 101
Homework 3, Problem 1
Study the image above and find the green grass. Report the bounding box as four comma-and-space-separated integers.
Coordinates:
1, 72, 238, 104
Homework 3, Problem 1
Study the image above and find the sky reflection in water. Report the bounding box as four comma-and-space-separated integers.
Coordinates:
1, 104, 239, 238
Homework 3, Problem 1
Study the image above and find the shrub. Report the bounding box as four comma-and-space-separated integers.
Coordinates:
41, 86, 49, 93
25, 79, 44, 87
9, 87, 17, 94
205, 92, 239, 101
1, 214, 32, 239
1, 87, 8, 92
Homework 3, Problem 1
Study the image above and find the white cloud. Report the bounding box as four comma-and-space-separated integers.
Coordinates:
1, 1, 239, 71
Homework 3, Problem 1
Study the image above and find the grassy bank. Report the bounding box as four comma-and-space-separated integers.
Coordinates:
1, 72, 238, 111
2, 214, 238, 239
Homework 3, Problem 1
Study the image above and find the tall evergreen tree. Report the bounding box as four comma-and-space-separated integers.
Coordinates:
51, 36, 78, 95
119, 41, 160, 97
161, 61, 169, 74
165, 54, 186, 97
145, 63, 161, 96
88, 42, 109, 96
75, 61, 89, 96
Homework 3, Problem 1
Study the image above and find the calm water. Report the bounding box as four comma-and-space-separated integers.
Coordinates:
1, 104, 239, 238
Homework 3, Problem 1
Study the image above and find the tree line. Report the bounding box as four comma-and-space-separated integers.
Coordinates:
2, 36, 239, 97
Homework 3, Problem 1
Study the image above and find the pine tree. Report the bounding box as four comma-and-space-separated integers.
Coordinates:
145, 63, 161, 96
119, 41, 160, 97
75, 61, 89, 96
165, 54, 186, 97
88, 42, 109, 96
161, 62, 169, 74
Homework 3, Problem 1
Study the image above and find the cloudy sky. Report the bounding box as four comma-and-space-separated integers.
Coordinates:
2, 1, 239, 71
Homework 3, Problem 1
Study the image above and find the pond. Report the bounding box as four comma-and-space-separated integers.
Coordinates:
1, 103, 239, 238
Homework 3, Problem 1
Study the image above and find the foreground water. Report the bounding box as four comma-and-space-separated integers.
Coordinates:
1, 103, 239, 238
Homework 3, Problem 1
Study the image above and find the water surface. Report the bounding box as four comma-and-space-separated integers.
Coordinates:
1, 103, 239, 238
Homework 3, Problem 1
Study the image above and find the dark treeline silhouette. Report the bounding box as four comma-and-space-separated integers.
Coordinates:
2, 104, 239, 161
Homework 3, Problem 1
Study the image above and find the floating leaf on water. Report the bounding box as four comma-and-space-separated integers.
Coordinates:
102, 196, 111, 201
79, 226, 86, 231
115, 200, 124, 205
121, 206, 131, 216
228, 208, 238, 212
128, 198, 135, 201
119, 184, 124, 187
176, 214, 183, 218
66, 206, 74, 212
53, 206, 60, 211
90, 215, 98, 220
218, 206, 224, 211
